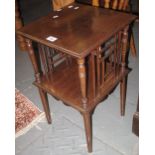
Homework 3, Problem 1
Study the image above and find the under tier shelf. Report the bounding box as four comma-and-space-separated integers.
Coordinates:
34, 61, 130, 112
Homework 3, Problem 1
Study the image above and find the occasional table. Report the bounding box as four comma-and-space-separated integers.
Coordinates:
17, 2, 136, 152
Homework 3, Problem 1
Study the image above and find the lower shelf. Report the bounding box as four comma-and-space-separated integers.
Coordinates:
34, 61, 130, 112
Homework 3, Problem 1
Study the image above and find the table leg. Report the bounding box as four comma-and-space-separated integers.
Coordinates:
120, 26, 129, 116
26, 39, 52, 123
39, 89, 52, 124
77, 58, 87, 109
26, 39, 41, 83
77, 58, 92, 151
83, 112, 92, 153
120, 77, 126, 116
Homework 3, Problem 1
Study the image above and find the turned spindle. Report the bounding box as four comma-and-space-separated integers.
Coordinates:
83, 112, 92, 152
120, 26, 129, 116
77, 58, 87, 109
121, 26, 129, 72
89, 52, 96, 98
96, 47, 102, 94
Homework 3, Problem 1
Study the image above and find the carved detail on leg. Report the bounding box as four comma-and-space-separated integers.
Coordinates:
15, 0, 27, 51
77, 58, 87, 109
121, 26, 129, 72
120, 77, 127, 116
83, 112, 92, 153
39, 89, 52, 124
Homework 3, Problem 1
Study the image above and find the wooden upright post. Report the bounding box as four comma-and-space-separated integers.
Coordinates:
77, 58, 87, 109
26, 39, 52, 123
120, 26, 129, 116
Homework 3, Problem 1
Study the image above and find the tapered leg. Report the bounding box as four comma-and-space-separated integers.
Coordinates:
120, 77, 127, 116
83, 112, 92, 153
39, 88, 52, 124
96, 48, 101, 95
120, 26, 129, 116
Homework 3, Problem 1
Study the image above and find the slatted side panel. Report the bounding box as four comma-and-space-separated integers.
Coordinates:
93, 30, 123, 94
38, 43, 72, 76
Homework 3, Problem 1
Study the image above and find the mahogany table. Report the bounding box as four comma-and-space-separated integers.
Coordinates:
17, 2, 136, 153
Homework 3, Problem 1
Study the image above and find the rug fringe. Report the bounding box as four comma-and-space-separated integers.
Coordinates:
15, 112, 46, 138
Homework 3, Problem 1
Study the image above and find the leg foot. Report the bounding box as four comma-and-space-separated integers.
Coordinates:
83, 112, 92, 153
120, 77, 127, 116
39, 89, 52, 124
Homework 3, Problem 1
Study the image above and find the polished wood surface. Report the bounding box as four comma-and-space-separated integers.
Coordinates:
17, 3, 136, 58
77, 0, 137, 57
17, 3, 136, 153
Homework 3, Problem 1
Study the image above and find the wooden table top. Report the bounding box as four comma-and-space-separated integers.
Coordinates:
17, 2, 137, 58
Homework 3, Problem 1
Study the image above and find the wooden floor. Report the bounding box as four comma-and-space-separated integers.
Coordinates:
34, 60, 130, 113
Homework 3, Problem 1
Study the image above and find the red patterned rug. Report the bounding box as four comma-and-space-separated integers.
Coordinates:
15, 89, 44, 138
